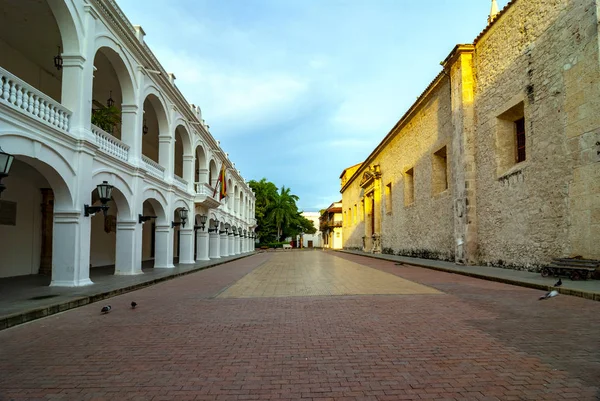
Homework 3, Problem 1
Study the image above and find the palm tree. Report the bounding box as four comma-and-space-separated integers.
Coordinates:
266, 186, 299, 240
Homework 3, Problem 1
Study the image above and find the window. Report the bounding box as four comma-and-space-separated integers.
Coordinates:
385, 183, 392, 214
496, 101, 525, 176
404, 168, 414, 206
432, 146, 448, 195
360, 199, 365, 221
353, 204, 357, 223
343, 211, 346, 226
515, 118, 526, 163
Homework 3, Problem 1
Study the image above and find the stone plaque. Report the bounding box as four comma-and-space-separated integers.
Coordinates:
0, 200, 17, 226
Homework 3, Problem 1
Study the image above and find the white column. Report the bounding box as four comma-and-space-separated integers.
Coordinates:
195, 230, 210, 261
197, 168, 209, 185
220, 233, 229, 257
154, 224, 174, 268
237, 235, 242, 254
114, 220, 143, 275
183, 154, 194, 190
50, 211, 93, 287
120, 104, 140, 164
179, 227, 195, 264
209, 231, 221, 259
158, 134, 173, 178
229, 234, 235, 255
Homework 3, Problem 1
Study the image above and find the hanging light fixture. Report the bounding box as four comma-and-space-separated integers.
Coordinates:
0, 146, 15, 198
107, 91, 114, 108
142, 119, 149, 135
84, 181, 114, 216
54, 46, 63, 71
194, 214, 207, 231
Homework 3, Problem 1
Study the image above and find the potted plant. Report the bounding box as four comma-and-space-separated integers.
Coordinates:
91, 105, 121, 133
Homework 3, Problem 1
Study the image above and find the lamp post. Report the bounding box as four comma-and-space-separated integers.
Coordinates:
84, 181, 114, 216
54, 46, 63, 70
0, 146, 15, 198
171, 208, 188, 228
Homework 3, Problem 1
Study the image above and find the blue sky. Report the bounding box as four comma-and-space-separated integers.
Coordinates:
119, 0, 507, 211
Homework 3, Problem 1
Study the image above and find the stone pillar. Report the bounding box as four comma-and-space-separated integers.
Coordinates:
209, 231, 220, 259
120, 104, 140, 163
195, 230, 210, 261
183, 154, 194, 190
158, 134, 173, 178
154, 224, 173, 268
50, 211, 93, 287
178, 227, 195, 264
197, 168, 209, 186
445, 45, 478, 265
220, 232, 229, 257
229, 234, 235, 255
115, 220, 143, 275
39, 188, 54, 276
60, 54, 94, 140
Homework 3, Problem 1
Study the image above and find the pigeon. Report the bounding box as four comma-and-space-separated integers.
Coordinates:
539, 290, 559, 300
101, 305, 111, 313
131, 301, 137, 309
554, 278, 562, 287
394, 262, 404, 266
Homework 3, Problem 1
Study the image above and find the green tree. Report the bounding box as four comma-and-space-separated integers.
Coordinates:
266, 186, 299, 240
249, 178, 280, 242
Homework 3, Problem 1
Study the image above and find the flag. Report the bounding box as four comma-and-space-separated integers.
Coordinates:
213, 164, 227, 200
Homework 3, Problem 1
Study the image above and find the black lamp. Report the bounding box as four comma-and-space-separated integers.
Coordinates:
194, 214, 207, 231
0, 146, 15, 198
209, 218, 219, 233
107, 91, 114, 108
54, 46, 63, 71
142, 119, 149, 135
172, 208, 188, 228
84, 181, 113, 216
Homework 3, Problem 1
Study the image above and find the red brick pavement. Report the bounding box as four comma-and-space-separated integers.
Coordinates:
0, 251, 599, 401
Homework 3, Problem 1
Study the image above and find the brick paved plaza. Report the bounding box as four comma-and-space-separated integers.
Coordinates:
1, 251, 599, 401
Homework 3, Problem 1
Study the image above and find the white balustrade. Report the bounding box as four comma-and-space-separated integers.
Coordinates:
91, 124, 129, 161
142, 155, 165, 179
0, 66, 71, 132
174, 175, 188, 190
195, 182, 218, 199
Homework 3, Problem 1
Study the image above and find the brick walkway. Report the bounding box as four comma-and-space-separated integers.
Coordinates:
1, 250, 599, 401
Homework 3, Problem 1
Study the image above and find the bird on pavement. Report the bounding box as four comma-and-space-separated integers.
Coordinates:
539, 290, 559, 300
101, 305, 111, 313
131, 301, 137, 309
554, 278, 562, 287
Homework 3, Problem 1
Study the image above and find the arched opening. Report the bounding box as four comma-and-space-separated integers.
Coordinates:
173, 124, 192, 183
0, 0, 65, 103
208, 159, 218, 187
141, 198, 167, 268
234, 185, 239, 214
141, 94, 168, 166
0, 156, 70, 279
171, 205, 188, 263
91, 46, 135, 141
227, 178, 233, 210
89, 184, 131, 276
194, 145, 208, 189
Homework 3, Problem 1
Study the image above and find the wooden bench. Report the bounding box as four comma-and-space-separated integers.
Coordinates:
541, 258, 600, 280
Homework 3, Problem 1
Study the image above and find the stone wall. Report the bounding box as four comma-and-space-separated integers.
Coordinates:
474, 0, 600, 267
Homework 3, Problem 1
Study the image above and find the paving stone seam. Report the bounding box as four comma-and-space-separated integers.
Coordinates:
336, 250, 600, 302
0, 253, 257, 332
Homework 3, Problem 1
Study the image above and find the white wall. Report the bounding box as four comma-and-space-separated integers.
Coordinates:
301, 212, 322, 247
0, 160, 46, 277
89, 200, 116, 267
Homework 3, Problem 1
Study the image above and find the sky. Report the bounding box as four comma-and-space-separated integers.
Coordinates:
118, 0, 507, 212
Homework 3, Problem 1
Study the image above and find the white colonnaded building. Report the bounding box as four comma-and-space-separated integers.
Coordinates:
0, 0, 257, 286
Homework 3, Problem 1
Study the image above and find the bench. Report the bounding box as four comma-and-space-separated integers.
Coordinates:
541, 258, 600, 280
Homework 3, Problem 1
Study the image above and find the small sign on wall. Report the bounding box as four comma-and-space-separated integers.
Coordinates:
0, 200, 17, 226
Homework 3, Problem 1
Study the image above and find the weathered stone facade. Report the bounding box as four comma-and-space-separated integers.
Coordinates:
340, 0, 600, 270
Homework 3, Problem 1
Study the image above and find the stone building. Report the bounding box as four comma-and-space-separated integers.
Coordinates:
0, 0, 256, 285
320, 202, 343, 249
340, 0, 600, 270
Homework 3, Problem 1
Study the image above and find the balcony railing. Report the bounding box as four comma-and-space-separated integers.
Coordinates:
141, 155, 165, 179
195, 182, 218, 198
329, 220, 343, 228
174, 175, 188, 190
0, 66, 71, 132
91, 124, 129, 162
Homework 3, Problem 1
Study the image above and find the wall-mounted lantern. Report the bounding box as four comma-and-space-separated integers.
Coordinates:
209, 218, 219, 233
194, 214, 207, 231
0, 146, 15, 198
142, 119, 149, 135
171, 208, 188, 228
84, 181, 114, 216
